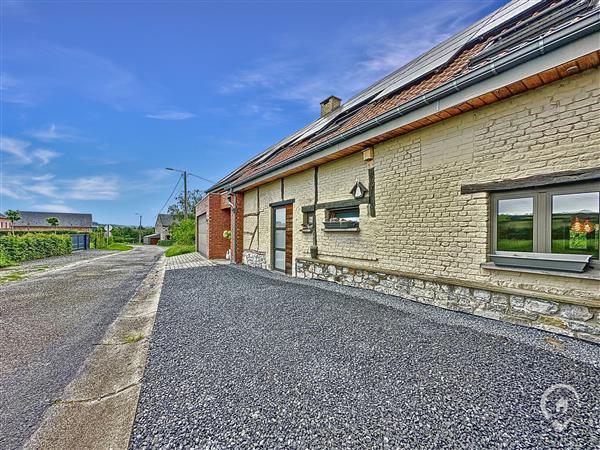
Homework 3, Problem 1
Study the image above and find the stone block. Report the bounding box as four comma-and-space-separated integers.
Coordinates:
558, 304, 593, 321
524, 298, 559, 315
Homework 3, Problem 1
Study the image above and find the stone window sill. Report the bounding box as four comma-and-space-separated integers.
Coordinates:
322, 228, 360, 233
481, 262, 600, 281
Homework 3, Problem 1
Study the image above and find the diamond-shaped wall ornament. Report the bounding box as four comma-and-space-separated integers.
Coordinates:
350, 180, 368, 199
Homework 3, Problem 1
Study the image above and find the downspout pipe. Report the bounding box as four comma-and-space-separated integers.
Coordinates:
226, 10, 599, 192
228, 188, 236, 263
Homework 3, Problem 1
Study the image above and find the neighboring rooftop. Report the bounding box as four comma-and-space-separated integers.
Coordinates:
14, 211, 93, 228
209, 0, 600, 191
156, 214, 176, 227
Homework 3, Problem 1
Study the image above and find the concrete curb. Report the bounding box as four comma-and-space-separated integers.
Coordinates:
23, 255, 167, 450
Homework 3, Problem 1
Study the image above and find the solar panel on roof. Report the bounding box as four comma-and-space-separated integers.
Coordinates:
372, 0, 544, 100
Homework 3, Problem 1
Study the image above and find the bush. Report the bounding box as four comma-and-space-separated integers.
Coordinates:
0, 254, 15, 268
157, 240, 174, 247
0, 234, 72, 262
170, 219, 195, 246
165, 244, 195, 257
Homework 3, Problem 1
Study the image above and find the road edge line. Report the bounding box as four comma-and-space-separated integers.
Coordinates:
22, 254, 167, 450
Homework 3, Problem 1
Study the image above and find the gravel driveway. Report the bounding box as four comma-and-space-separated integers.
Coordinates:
131, 265, 600, 449
0, 246, 163, 449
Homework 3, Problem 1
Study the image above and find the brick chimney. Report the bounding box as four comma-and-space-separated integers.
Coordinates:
320, 95, 341, 117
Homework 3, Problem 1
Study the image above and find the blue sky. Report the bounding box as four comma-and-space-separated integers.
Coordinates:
1, 0, 505, 226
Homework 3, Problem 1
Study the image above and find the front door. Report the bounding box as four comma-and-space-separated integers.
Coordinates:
273, 205, 293, 273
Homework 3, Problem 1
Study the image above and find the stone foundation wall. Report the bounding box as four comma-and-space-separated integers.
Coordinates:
296, 258, 600, 344
243, 250, 268, 270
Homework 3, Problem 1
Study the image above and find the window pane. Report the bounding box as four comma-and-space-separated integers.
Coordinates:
303, 212, 314, 227
275, 208, 286, 227
330, 207, 360, 221
497, 198, 534, 252
274, 229, 285, 249
274, 250, 285, 270
552, 192, 599, 259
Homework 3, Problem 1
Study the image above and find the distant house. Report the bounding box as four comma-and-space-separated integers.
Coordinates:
143, 233, 161, 245
0, 213, 10, 230
154, 214, 176, 240
12, 211, 93, 232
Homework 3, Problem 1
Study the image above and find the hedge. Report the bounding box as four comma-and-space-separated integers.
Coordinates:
157, 239, 174, 247
0, 234, 72, 263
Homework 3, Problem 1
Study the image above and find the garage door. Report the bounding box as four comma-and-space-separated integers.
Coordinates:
197, 213, 207, 256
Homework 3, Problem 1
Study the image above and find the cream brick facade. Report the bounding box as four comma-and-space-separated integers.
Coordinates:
242, 68, 600, 306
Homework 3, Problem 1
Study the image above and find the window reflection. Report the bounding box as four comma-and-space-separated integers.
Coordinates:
497, 197, 534, 252
552, 192, 599, 259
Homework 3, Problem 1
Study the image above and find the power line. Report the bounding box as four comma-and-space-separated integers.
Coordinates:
188, 172, 216, 185
158, 174, 183, 216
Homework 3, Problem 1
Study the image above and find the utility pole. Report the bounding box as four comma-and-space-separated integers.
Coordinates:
183, 170, 188, 219
135, 213, 142, 244
166, 167, 191, 220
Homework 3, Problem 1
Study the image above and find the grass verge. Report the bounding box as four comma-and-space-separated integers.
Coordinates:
122, 334, 145, 344
0, 272, 25, 284
165, 245, 195, 257
106, 243, 134, 251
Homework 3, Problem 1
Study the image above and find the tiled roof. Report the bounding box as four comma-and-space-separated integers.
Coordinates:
156, 214, 176, 227
14, 211, 93, 228
211, 0, 598, 190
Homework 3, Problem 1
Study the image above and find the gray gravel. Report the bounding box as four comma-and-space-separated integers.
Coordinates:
0, 246, 163, 450
131, 265, 600, 449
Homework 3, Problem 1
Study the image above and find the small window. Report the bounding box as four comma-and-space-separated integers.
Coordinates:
302, 211, 315, 230
324, 207, 360, 230
491, 182, 600, 267
327, 207, 360, 222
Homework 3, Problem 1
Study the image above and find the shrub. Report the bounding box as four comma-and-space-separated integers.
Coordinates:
0, 254, 15, 268
170, 219, 195, 246
157, 240, 174, 247
0, 234, 72, 262
165, 244, 195, 257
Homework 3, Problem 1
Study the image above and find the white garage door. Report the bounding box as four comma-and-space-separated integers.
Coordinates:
197, 213, 207, 256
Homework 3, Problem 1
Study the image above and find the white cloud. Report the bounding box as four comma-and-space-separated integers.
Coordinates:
0, 135, 60, 165
33, 149, 61, 165
0, 136, 31, 162
63, 175, 120, 200
145, 111, 196, 121
29, 124, 81, 142
0, 72, 36, 106
30, 203, 75, 213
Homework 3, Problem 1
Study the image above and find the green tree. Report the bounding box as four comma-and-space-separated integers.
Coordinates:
170, 218, 195, 245
168, 189, 204, 219
5, 210, 21, 236
46, 216, 60, 232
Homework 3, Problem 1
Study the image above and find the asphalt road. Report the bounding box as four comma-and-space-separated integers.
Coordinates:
0, 246, 163, 450
132, 265, 600, 449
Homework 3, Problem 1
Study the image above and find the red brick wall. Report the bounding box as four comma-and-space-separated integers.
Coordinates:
207, 194, 231, 259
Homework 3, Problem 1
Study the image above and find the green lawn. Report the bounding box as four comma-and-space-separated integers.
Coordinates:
106, 243, 134, 251
165, 245, 195, 257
